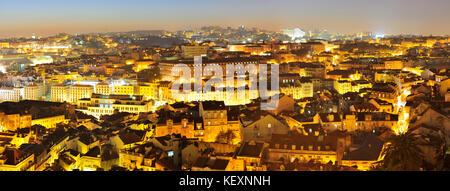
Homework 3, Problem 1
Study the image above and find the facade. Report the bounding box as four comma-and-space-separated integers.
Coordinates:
137, 83, 158, 100
280, 78, 313, 100
342, 113, 398, 132
31, 115, 68, 129
113, 85, 135, 95
234, 141, 267, 171
69, 84, 94, 103
199, 101, 241, 144
181, 45, 209, 58
0, 87, 22, 102
241, 114, 290, 142
155, 118, 196, 138
0, 112, 32, 131
24, 84, 41, 101
77, 94, 152, 118
51, 84, 68, 102
267, 132, 344, 165
95, 82, 111, 95
0, 148, 35, 171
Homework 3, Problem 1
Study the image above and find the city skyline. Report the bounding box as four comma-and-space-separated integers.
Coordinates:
1, 0, 450, 38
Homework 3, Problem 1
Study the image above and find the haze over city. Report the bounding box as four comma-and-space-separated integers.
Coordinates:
1, 0, 450, 38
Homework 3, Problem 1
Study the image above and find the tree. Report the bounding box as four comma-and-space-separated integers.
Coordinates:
381, 132, 423, 171
137, 66, 161, 83
215, 130, 236, 144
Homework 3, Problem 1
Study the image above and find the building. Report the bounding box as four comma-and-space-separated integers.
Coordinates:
241, 113, 290, 142
31, 115, 68, 129
334, 80, 372, 94
369, 83, 399, 104
155, 118, 197, 138
68, 84, 93, 103
199, 101, 241, 143
23, 84, 41, 101
0, 112, 32, 131
181, 45, 209, 58
136, 83, 158, 100
95, 82, 111, 95
280, 78, 313, 100
0, 148, 35, 171
113, 85, 135, 96
0, 87, 22, 102
342, 135, 385, 171
51, 84, 68, 102
234, 141, 267, 171
267, 131, 345, 165
342, 112, 398, 132
77, 94, 153, 118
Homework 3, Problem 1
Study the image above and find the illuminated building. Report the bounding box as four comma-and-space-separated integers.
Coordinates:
77, 94, 152, 118
0, 148, 35, 171
169, 82, 259, 106
267, 131, 345, 165
95, 82, 111, 95
371, 58, 405, 70
439, 78, 450, 97
227, 44, 246, 52
69, 84, 93, 103
23, 83, 41, 101
317, 113, 342, 131
181, 45, 209, 58
133, 60, 154, 72
369, 83, 400, 104
326, 70, 361, 81
303, 41, 326, 55
342, 112, 398, 132
334, 80, 352, 95
0, 42, 9, 49
155, 118, 196, 138
283, 62, 325, 78
199, 101, 241, 144
31, 115, 68, 129
241, 114, 290, 142
158, 81, 172, 101
0, 112, 32, 131
159, 57, 264, 81
333, 79, 372, 95
113, 85, 135, 96
244, 45, 265, 55
119, 146, 160, 171
51, 84, 68, 102
136, 83, 158, 100
0, 132, 31, 147
0, 87, 22, 102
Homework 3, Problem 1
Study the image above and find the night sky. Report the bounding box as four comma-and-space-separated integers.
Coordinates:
0, 0, 449, 37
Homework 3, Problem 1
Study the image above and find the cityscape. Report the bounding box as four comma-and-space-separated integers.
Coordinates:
0, 0, 449, 172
